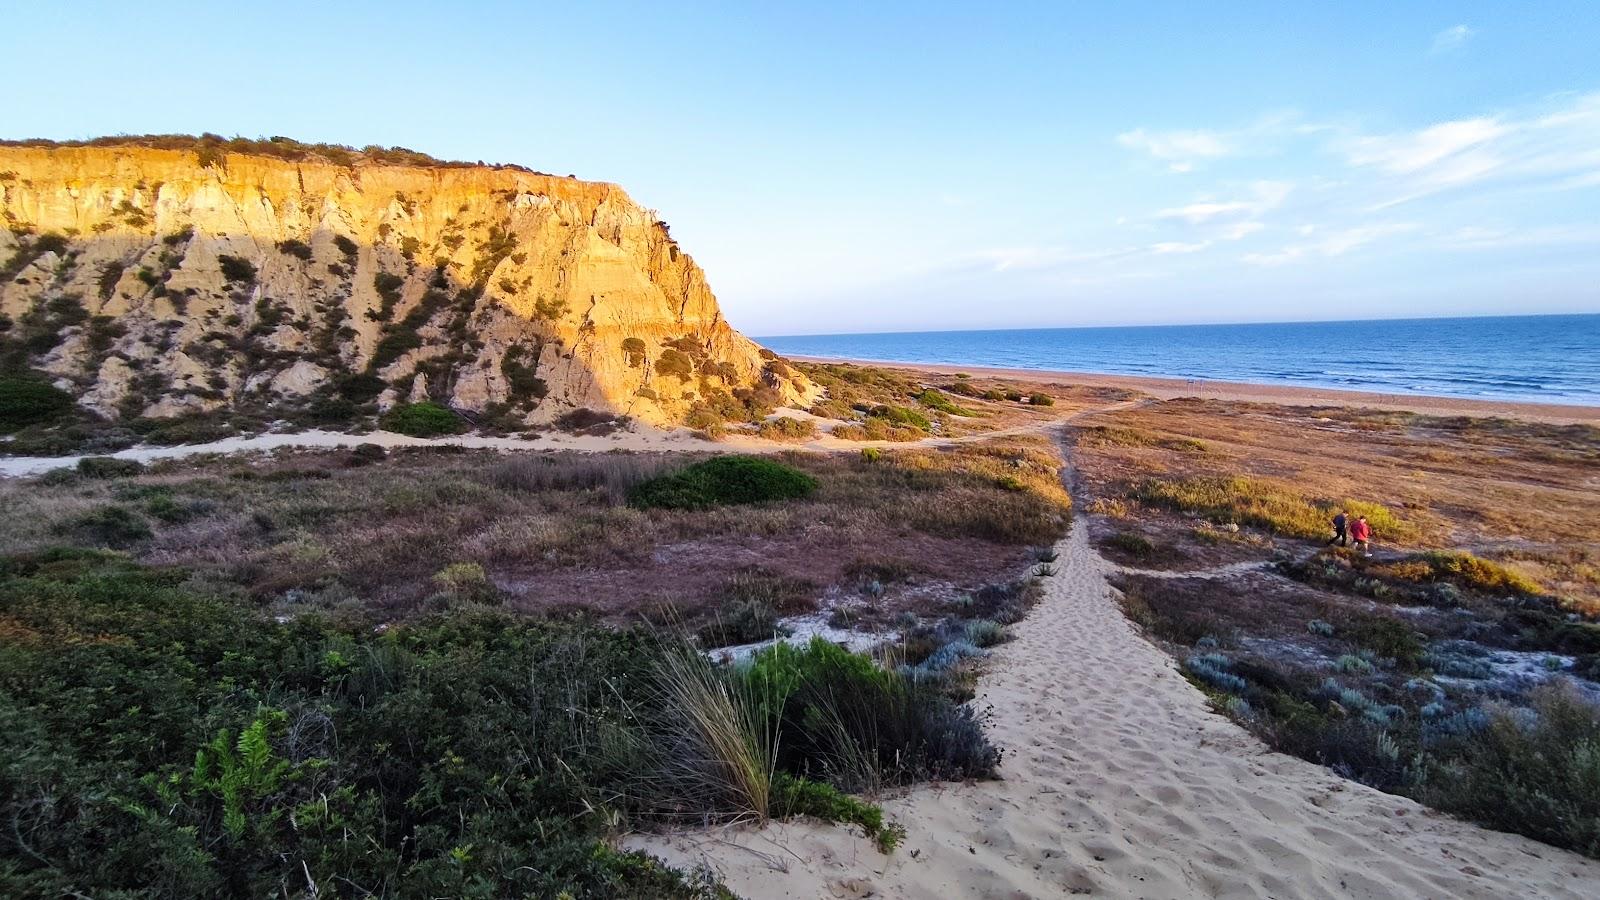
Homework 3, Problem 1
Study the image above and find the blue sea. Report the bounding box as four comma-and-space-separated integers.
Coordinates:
759, 314, 1600, 406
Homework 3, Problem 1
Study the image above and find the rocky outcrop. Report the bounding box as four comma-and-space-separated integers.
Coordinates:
0, 139, 811, 426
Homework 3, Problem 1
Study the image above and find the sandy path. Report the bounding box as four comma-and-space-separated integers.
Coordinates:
0, 401, 1140, 479
629, 475, 1600, 898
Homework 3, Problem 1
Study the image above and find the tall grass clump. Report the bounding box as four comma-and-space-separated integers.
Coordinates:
651, 646, 778, 820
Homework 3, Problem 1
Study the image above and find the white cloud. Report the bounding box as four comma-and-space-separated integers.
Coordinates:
1345, 117, 1507, 174
1116, 128, 1231, 163
1341, 93, 1600, 206
1156, 180, 1292, 223
1150, 241, 1210, 254
1242, 223, 1418, 266
967, 245, 1142, 272
1431, 24, 1473, 54
1437, 223, 1600, 250
1219, 221, 1264, 241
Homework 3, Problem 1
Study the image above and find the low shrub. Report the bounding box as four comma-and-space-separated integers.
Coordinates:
867, 405, 930, 431
628, 456, 817, 510
347, 442, 388, 466
1422, 685, 1600, 857
757, 416, 817, 442
217, 254, 257, 285
1412, 551, 1543, 597
432, 561, 499, 604
1027, 393, 1054, 407
740, 639, 999, 792
1103, 531, 1155, 558
698, 599, 784, 648
381, 401, 464, 437
915, 389, 973, 416
963, 619, 1009, 647
76, 456, 145, 478
0, 552, 728, 896
54, 504, 153, 547
771, 773, 905, 852
0, 376, 74, 432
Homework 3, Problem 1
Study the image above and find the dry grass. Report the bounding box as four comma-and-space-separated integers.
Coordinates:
1074, 396, 1600, 606
793, 361, 1115, 442
0, 437, 1071, 626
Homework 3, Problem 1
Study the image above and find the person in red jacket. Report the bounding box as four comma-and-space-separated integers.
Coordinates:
1350, 515, 1372, 557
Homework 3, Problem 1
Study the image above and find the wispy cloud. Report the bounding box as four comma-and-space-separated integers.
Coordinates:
1114, 112, 1303, 172
1343, 92, 1600, 207
1345, 118, 1506, 174
1431, 24, 1473, 55
1242, 223, 1418, 266
1116, 128, 1231, 172
1150, 240, 1210, 255
1156, 181, 1292, 223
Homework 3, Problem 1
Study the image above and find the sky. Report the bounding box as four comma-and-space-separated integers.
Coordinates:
4, 2, 1598, 335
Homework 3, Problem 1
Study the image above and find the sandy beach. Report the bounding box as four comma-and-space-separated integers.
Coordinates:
793, 356, 1600, 425
629, 486, 1600, 898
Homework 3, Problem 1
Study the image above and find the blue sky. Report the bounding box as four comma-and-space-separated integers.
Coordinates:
4, 2, 1598, 335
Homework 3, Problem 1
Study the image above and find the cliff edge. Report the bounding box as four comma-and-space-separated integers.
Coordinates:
0, 137, 811, 429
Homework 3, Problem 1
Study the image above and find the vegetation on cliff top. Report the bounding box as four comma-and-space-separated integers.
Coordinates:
0, 133, 555, 174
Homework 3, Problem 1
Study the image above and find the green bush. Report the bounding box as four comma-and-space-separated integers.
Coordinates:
628, 456, 817, 510
381, 401, 464, 437
0, 376, 74, 432
771, 773, 904, 852
739, 638, 999, 791
1103, 531, 1155, 558
0, 551, 726, 897
1028, 392, 1055, 407
77, 456, 145, 478
915, 389, 973, 416
656, 348, 695, 380
1423, 685, 1600, 857
867, 405, 930, 430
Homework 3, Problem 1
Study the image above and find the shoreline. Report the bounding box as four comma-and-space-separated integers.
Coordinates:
792, 355, 1600, 424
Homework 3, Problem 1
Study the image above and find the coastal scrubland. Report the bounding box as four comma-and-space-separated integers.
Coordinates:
1075, 397, 1600, 856
787, 361, 1124, 443
0, 436, 1069, 896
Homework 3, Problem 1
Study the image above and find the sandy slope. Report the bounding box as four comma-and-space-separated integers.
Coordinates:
628, 506, 1600, 898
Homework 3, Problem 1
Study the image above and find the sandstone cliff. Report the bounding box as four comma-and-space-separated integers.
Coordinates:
0, 138, 811, 429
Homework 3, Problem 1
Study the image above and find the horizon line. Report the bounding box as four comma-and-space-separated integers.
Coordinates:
755, 310, 1600, 340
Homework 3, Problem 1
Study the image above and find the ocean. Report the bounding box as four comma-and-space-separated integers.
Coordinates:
759, 314, 1600, 406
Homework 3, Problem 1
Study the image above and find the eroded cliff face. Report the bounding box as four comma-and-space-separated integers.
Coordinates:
0, 142, 811, 426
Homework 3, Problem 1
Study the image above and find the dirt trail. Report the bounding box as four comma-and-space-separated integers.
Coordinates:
628, 439, 1600, 899
0, 401, 1140, 478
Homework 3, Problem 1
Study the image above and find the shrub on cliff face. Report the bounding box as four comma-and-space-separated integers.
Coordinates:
381, 401, 464, 437
0, 376, 74, 432
217, 255, 257, 286
628, 455, 816, 510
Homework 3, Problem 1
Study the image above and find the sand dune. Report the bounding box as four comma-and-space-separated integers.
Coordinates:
629, 503, 1600, 898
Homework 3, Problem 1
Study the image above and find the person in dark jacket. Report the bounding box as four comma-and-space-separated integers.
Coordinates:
1329, 511, 1348, 547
